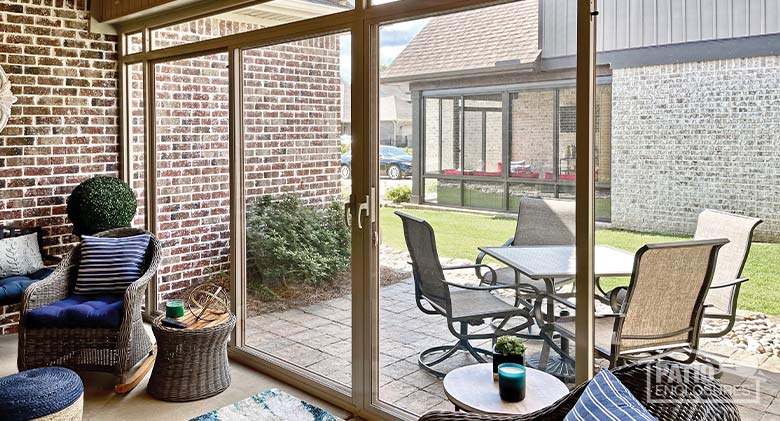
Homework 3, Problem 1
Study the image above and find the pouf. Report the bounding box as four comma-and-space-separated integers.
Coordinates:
0, 367, 84, 421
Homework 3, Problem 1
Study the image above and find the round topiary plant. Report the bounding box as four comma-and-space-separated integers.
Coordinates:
67, 176, 137, 236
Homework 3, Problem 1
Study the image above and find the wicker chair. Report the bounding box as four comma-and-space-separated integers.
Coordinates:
418, 361, 741, 421
396, 212, 536, 378
17, 228, 161, 389
536, 239, 728, 371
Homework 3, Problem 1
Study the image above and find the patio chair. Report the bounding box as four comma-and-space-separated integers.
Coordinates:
18, 228, 161, 392
535, 239, 727, 371
474, 196, 576, 304
603, 209, 762, 339
396, 211, 536, 378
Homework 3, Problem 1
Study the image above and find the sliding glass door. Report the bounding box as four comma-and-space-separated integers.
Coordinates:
240, 32, 355, 392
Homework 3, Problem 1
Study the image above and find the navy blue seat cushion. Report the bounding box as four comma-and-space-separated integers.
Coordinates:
0, 268, 53, 306
27, 294, 124, 329
0, 367, 83, 421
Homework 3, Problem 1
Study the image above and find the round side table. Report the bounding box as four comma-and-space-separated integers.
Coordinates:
443, 363, 569, 415
148, 311, 236, 402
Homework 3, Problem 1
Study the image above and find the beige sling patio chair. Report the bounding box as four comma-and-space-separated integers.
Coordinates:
603, 209, 762, 339
536, 239, 728, 370
474, 196, 576, 306
396, 211, 536, 378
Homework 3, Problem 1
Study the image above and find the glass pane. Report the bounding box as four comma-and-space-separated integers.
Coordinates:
507, 183, 555, 210
126, 32, 143, 54
151, 1, 352, 50
424, 98, 441, 174
463, 181, 504, 210
510, 90, 554, 180
378, 2, 575, 417
154, 53, 230, 309
242, 33, 352, 389
128, 63, 145, 229
463, 95, 502, 176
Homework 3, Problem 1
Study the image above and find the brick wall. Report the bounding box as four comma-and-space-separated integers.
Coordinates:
612, 56, 780, 241
0, 0, 118, 334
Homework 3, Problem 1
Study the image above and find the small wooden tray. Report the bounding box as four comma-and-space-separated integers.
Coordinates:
165, 309, 230, 330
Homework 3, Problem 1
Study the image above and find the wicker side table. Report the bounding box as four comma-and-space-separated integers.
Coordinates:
148, 310, 236, 402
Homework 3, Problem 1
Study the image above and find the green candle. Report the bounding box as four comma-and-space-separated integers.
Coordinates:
498, 363, 526, 402
166, 300, 185, 318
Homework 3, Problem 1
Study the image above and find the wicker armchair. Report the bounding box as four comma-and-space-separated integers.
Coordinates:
17, 228, 161, 389
418, 361, 741, 421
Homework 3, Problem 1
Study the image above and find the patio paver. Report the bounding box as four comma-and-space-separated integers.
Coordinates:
246, 275, 780, 418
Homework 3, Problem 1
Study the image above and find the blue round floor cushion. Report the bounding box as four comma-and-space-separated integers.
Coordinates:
0, 367, 84, 421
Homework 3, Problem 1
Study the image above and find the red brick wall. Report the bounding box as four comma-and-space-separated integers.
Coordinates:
0, 0, 118, 334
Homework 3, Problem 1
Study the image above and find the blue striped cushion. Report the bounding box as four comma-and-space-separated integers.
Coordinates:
564, 369, 657, 421
74, 234, 151, 295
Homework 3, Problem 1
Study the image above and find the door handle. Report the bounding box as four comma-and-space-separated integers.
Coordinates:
357, 187, 376, 230
343, 196, 352, 228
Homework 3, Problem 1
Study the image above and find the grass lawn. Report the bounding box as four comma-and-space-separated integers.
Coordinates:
380, 207, 780, 316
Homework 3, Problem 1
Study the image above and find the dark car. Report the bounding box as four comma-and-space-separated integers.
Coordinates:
341, 146, 412, 180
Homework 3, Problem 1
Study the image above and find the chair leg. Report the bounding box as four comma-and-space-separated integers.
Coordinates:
418, 323, 492, 379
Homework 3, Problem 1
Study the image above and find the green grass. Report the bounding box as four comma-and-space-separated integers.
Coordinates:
380, 207, 780, 316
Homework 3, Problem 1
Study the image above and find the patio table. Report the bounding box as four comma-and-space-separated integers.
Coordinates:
477, 245, 635, 380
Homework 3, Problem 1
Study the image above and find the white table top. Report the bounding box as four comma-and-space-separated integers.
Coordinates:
478, 245, 635, 279
443, 363, 569, 415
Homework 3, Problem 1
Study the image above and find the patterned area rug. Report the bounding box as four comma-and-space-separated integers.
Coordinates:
190, 389, 345, 421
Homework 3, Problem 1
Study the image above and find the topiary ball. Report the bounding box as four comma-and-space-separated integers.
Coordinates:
67, 176, 137, 236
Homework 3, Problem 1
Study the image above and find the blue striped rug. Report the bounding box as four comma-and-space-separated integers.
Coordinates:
190, 389, 344, 421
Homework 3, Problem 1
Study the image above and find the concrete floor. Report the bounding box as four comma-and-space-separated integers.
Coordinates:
0, 328, 353, 421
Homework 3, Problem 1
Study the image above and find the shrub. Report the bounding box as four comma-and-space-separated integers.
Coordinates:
385, 185, 412, 203
245, 195, 350, 289
67, 176, 137, 236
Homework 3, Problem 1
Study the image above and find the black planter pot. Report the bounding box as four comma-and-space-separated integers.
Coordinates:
493, 352, 525, 378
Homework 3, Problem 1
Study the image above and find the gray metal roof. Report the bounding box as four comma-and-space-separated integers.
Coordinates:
381, 0, 540, 83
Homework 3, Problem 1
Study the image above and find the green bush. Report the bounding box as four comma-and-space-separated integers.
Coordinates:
385, 185, 412, 203
246, 195, 350, 289
67, 176, 137, 236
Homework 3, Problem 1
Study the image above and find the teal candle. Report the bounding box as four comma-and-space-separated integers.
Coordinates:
498, 363, 526, 402
166, 300, 185, 318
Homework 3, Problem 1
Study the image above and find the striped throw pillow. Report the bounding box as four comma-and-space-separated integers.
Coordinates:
74, 234, 151, 295
564, 369, 657, 421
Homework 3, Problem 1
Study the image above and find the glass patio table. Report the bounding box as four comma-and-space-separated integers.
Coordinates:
477, 245, 635, 380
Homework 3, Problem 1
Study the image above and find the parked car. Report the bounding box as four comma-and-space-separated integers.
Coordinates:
341, 146, 412, 180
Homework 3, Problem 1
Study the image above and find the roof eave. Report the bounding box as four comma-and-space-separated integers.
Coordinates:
381, 55, 540, 84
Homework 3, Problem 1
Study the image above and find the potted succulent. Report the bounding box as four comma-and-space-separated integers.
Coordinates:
493, 335, 526, 379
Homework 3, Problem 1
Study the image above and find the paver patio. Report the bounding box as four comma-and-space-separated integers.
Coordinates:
246, 275, 780, 419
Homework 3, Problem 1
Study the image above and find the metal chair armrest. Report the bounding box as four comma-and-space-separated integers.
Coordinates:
473, 237, 513, 279
441, 279, 520, 292
709, 277, 749, 289
443, 263, 498, 285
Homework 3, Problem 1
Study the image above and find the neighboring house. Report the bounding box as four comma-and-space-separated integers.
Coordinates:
382, 0, 780, 240
341, 83, 413, 147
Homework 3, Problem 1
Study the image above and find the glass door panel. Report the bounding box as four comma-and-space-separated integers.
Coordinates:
376, 1, 578, 416
154, 52, 231, 311
241, 32, 353, 389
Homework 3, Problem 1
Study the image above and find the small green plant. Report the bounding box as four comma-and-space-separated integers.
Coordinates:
245, 195, 350, 290
494, 336, 526, 356
385, 185, 412, 204
66, 176, 137, 236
